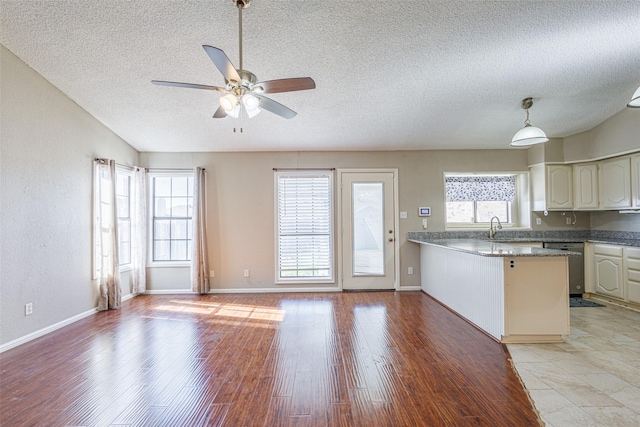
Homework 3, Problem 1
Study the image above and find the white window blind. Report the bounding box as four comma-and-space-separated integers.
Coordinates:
276, 171, 333, 282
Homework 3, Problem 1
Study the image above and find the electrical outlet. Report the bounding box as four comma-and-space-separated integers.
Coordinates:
243, 269, 250, 278
408, 267, 414, 275
566, 217, 572, 225
25, 303, 33, 316
209, 270, 215, 278
536, 218, 542, 225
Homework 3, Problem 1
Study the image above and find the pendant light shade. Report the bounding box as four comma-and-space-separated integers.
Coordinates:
510, 97, 549, 147
628, 86, 640, 108
511, 124, 549, 146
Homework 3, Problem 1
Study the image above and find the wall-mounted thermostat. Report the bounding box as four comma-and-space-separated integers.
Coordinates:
418, 207, 431, 217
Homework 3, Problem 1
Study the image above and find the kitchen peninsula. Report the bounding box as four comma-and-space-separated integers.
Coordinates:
408, 235, 576, 344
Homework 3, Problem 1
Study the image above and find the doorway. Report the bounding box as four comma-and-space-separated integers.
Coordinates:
339, 170, 398, 290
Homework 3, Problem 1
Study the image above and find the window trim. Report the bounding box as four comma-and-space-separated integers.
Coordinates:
274, 170, 335, 284
444, 172, 530, 230
115, 166, 133, 271
147, 170, 194, 267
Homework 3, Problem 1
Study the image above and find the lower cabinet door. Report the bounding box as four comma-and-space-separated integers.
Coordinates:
595, 255, 624, 299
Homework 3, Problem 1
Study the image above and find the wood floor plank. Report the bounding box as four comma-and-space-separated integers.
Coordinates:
0, 292, 542, 426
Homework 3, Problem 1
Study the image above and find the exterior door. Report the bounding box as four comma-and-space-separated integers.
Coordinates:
341, 171, 396, 290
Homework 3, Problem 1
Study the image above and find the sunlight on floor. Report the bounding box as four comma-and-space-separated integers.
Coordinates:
150, 299, 285, 323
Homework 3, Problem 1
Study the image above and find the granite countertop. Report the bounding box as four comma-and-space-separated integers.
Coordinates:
407, 238, 582, 258
407, 230, 640, 248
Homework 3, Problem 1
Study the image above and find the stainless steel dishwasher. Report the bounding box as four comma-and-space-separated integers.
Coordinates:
543, 242, 584, 295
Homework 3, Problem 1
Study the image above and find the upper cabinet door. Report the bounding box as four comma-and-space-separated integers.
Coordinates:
599, 156, 632, 209
573, 163, 599, 210
632, 154, 640, 208
546, 165, 573, 210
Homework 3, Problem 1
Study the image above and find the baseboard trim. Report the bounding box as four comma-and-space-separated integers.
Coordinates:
146, 286, 421, 294
146, 287, 342, 294
144, 289, 197, 295
0, 306, 98, 354
1, 293, 137, 354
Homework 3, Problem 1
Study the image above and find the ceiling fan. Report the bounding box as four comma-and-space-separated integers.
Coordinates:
152, 0, 315, 119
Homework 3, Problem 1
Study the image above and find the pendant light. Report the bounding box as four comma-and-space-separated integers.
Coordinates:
510, 97, 549, 147
628, 86, 640, 108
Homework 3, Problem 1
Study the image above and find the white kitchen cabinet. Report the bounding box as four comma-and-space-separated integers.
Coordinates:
594, 245, 624, 299
625, 247, 640, 304
573, 163, 599, 210
531, 164, 573, 211
632, 153, 640, 208
599, 156, 632, 209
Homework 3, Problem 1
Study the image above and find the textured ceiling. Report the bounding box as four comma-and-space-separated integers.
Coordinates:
1, 0, 639, 152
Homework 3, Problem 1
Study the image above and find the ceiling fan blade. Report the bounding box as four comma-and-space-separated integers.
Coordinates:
151, 80, 226, 91
254, 94, 297, 119
213, 106, 228, 118
254, 77, 316, 94
202, 45, 241, 84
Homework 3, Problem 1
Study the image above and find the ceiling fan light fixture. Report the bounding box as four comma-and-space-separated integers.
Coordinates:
628, 86, 640, 108
242, 94, 261, 118
510, 97, 549, 147
220, 94, 240, 118
220, 93, 237, 111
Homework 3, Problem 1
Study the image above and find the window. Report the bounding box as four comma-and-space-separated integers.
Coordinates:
445, 174, 522, 226
275, 171, 334, 282
150, 173, 194, 262
115, 171, 132, 266
93, 164, 133, 277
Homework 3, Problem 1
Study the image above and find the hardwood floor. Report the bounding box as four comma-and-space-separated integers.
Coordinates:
0, 292, 541, 426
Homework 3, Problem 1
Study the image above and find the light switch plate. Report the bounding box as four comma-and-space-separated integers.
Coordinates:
400, 211, 407, 219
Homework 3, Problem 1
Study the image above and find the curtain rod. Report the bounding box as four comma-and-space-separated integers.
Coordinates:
145, 167, 204, 172
273, 168, 335, 171
94, 158, 140, 171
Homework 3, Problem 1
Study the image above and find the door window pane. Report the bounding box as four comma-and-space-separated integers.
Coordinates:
352, 182, 384, 276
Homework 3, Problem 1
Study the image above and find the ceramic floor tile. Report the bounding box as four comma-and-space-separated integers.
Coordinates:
579, 373, 633, 395
547, 352, 609, 375
528, 389, 605, 427
508, 303, 640, 427
541, 377, 623, 408
581, 406, 640, 427
609, 386, 640, 414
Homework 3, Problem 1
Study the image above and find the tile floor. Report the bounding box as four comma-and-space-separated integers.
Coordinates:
507, 300, 640, 427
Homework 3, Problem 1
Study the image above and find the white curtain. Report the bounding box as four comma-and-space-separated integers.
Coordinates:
131, 167, 147, 294
191, 167, 210, 294
95, 159, 122, 311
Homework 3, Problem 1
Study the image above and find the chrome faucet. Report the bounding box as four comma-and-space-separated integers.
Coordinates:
489, 216, 502, 239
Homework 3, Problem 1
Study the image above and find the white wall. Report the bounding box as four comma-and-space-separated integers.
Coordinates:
563, 108, 640, 163
0, 46, 139, 347
140, 150, 531, 293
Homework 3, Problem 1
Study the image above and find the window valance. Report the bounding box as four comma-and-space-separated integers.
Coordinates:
445, 175, 515, 202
